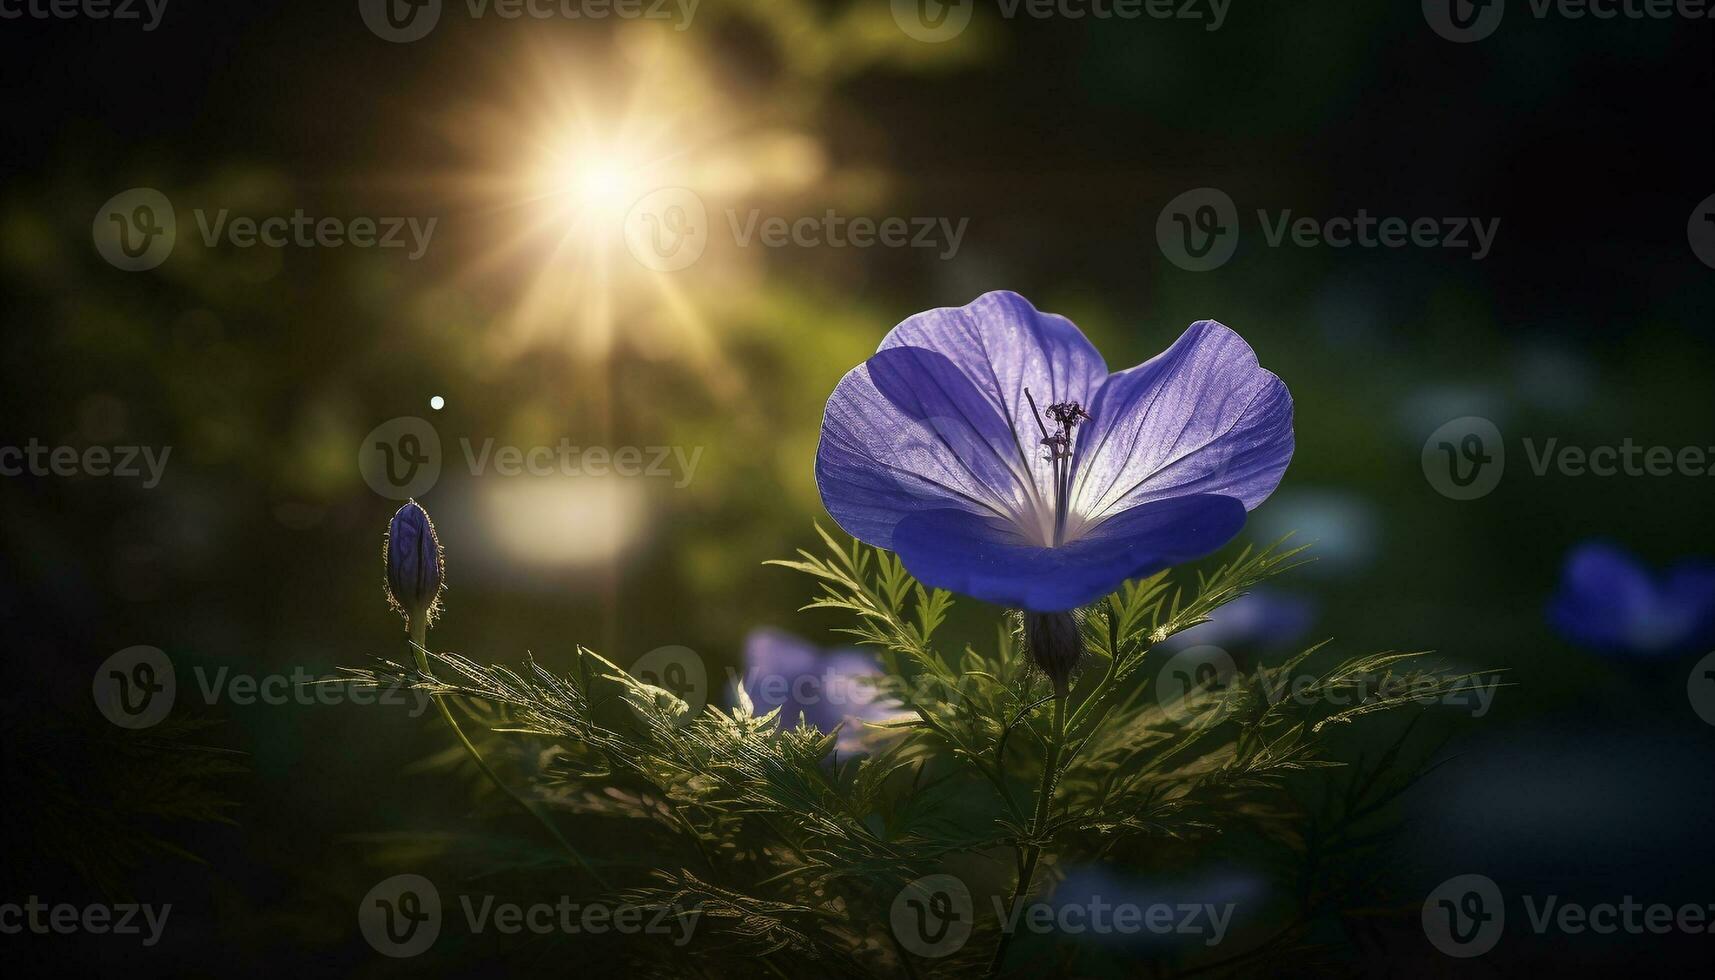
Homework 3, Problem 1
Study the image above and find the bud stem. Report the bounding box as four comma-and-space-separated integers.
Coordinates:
987, 689, 1067, 978
408, 616, 608, 889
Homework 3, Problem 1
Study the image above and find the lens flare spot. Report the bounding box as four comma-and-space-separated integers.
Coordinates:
478, 475, 647, 569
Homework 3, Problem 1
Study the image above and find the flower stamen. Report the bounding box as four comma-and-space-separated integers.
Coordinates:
1025, 388, 1089, 547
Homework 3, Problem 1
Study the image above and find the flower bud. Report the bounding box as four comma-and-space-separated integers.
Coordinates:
1026, 611, 1083, 698
384, 500, 444, 629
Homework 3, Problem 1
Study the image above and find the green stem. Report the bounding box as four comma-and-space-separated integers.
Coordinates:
409, 619, 609, 889
1067, 606, 1124, 735
986, 691, 1066, 979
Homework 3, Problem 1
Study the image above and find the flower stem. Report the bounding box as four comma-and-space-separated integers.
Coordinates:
1067, 606, 1124, 735
409, 619, 609, 889
987, 689, 1066, 978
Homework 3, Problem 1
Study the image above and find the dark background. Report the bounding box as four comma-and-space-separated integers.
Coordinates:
2, 0, 1712, 975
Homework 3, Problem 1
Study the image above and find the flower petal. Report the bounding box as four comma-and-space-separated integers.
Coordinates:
881, 291, 1109, 522
890, 494, 1247, 612
1070, 320, 1293, 533
817, 345, 1046, 549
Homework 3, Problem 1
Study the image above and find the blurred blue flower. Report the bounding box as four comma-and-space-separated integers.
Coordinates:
816, 290, 1294, 613
1050, 864, 1267, 951
1515, 343, 1594, 415
1160, 588, 1317, 654
1548, 541, 1715, 657
1247, 487, 1379, 576
1395, 382, 1509, 442
740, 628, 901, 751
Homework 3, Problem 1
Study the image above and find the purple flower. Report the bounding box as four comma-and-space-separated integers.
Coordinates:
384, 500, 444, 628
816, 291, 1294, 613
1548, 541, 1715, 657
740, 628, 901, 751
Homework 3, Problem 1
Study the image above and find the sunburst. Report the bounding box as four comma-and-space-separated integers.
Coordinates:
423, 27, 825, 378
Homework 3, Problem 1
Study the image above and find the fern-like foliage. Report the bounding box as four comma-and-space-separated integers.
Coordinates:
343, 530, 1491, 978
0, 706, 245, 899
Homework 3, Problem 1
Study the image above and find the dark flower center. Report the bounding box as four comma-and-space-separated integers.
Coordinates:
1024, 388, 1089, 547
